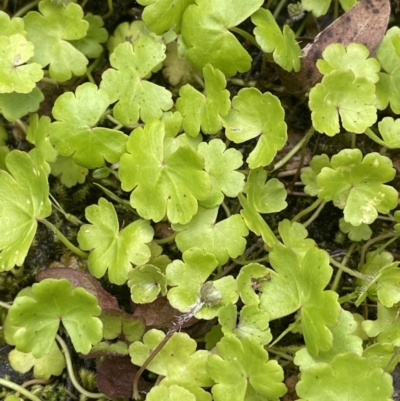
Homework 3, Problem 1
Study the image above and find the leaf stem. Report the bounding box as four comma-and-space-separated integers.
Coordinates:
302, 200, 326, 228
153, 232, 177, 244
55, 335, 105, 399
291, 198, 323, 223
273, 127, 314, 172
229, 27, 261, 50
0, 378, 42, 401
0, 300, 12, 309
231, 255, 269, 265
13, 0, 39, 17
329, 257, 371, 281
359, 232, 400, 270
330, 242, 356, 292
273, 0, 288, 19
269, 320, 300, 347
38, 219, 88, 259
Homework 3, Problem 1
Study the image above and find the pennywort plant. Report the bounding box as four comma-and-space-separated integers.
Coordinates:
0, 0, 399, 400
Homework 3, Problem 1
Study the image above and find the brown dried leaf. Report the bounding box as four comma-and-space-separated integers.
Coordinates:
37, 267, 119, 310
96, 356, 153, 398
132, 296, 197, 329
276, 0, 390, 93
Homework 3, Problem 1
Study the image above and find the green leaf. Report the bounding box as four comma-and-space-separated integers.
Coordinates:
107, 20, 160, 53
100, 38, 173, 125
223, 88, 287, 168
9, 278, 102, 358
0, 34, 43, 93
26, 114, 58, 174
23, 0, 89, 81
130, 329, 213, 387
219, 304, 272, 345
0, 11, 25, 36
339, 218, 372, 241
252, 8, 301, 72
176, 64, 230, 136
138, 0, 195, 34
368, 116, 400, 149
197, 139, 245, 208
206, 334, 286, 401
301, 154, 331, 196
362, 302, 400, 346
128, 264, 167, 303
77, 198, 154, 285
244, 168, 287, 213
69, 13, 108, 59
317, 149, 398, 226
120, 119, 210, 224
147, 384, 196, 401
278, 219, 316, 260
309, 70, 377, 135
166, 248, 238, 319
0, 87, 44, 122
357, 251, 395, 305
363, 343, 400, 373
317, 43, 380, 83
99, 309, 145, 343
50, 82, 127, 168
239, 194, 279, 250
302, 0, 356, 17
296, 353, 393, 401
237, 263, 271, 306
375, 27, 400, 113
50, 155, 88, 187
9, 341, 65, 379
173, 206, 248, 265
260, 244, 340, 356
181, 0, 263, 76
0, 150, 51, 271
294, 310, 363, 371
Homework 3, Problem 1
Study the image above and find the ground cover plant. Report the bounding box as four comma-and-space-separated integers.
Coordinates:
0, 0, 400, 400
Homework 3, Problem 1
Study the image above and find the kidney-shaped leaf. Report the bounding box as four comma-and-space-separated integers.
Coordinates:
317, 149, 398, 226
9, 278, 102, 358
223, 88, 287, 168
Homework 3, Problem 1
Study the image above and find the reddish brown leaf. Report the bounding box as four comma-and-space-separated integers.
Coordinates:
276, 0, 390, 93
96, 356, 153, 398
132, 296, 197, 329
37, 267, 119, 310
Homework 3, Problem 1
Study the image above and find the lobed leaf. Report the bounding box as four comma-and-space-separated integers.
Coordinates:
252, 8, 301, 72
9, 278, 102, 358
23, 0, 89, 81
197, 139, 245, 208
100, 37, 173, 125
0, 34, 43, 93
78, 198, 154, 285
206, 334, 286, 401
181, 0, 263, 76
119, 119, 210, 224
309, 70, 377, 135
260, 243, 341, 356
176, 64, 231, 137
173, 206, 248, 265
317, 149, 398, 226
